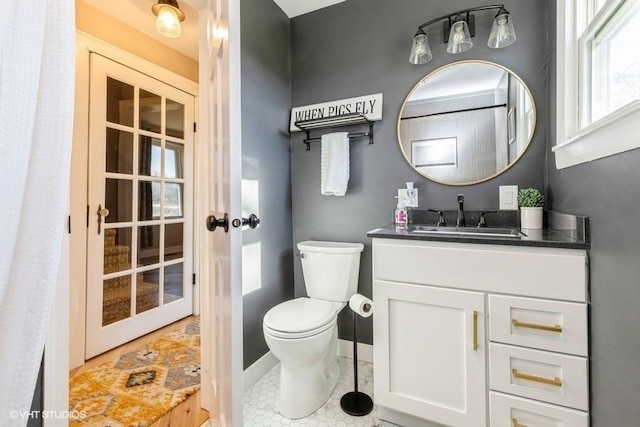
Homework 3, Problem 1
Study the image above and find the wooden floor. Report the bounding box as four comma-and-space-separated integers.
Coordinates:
70, 316, 215, 427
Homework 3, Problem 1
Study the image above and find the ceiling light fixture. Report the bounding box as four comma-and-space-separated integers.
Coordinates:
152, 0, 186, 39
409, 4, 516, 65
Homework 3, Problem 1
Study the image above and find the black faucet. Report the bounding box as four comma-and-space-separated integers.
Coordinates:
456, 194, 465, 227
428, 209, 446, 226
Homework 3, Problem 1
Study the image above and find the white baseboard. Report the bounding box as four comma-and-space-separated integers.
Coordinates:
337, 339, 374, 363
243, 351, 278, 391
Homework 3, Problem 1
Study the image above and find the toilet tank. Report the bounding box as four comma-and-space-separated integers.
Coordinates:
297, 241, 364, 302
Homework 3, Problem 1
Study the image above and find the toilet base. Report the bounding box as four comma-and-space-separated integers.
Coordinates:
277, 355, 339, 419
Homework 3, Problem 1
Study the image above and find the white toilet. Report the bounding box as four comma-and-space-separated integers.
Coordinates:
263, 240, 364, 419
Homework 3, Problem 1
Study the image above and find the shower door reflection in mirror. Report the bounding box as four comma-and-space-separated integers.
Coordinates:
398, 60, 536, 185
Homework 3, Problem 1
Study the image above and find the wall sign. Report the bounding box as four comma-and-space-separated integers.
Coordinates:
290, 93, 383, 132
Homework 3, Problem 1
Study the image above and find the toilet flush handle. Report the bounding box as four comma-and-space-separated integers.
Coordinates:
299, 252, 306, 259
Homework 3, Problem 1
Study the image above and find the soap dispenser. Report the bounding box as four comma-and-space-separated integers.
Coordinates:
394, 197, 408, 226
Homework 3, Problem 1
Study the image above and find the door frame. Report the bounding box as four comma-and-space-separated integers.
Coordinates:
47, 1, 243, 423
68, 32, 200, 370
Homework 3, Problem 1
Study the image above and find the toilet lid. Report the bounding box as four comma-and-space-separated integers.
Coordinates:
263, 297, 336, 334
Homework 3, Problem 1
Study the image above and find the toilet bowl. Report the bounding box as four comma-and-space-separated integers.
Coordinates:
263, 241, 364, 419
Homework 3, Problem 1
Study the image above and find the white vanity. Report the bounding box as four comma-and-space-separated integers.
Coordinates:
370, 227, 590, 427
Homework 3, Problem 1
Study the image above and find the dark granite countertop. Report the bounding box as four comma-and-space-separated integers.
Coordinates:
367, 210, 590, 250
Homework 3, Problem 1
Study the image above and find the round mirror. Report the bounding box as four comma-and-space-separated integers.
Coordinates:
397, 60, 536, 185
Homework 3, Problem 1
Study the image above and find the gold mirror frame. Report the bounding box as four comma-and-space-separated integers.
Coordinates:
397, 60, 537, 186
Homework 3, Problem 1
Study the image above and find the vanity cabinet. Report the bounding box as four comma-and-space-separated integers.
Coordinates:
375, 281, 486, 426
372, 238, 589, 427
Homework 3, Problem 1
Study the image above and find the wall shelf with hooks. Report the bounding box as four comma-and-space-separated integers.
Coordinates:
294, 113, 374, 151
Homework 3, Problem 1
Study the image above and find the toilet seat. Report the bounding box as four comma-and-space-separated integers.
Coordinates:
263, 297, 337, 339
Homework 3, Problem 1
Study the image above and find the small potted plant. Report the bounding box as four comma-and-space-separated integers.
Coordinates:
517, 188, 544, 229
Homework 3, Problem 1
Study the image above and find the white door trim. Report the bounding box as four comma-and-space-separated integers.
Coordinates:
68, 32, 199, 369
54, 33, 201, 427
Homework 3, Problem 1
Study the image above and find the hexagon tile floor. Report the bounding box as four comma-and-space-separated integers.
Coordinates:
244, 357, 394, 427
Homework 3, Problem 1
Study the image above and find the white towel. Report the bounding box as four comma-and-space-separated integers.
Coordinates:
321, 132, 350, 196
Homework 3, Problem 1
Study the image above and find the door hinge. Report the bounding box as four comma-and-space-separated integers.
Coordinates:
68, 215, 71, 234
86, 205, 90, 228
192, 273, 196, 285
193, 122, 197, 132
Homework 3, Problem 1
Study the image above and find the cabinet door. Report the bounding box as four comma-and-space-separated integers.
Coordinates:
374, 280, 486, 427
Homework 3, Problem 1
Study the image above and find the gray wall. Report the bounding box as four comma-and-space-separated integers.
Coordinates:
241, 0, 293, 369
290, 0, 549, 344
547, 6, 640, 426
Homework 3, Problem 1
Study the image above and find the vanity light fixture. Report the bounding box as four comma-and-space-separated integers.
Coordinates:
152, 0, 186, 39
409, 4, 516, 65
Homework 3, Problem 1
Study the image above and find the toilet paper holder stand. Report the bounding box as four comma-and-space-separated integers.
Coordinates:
340, 307, 374, 416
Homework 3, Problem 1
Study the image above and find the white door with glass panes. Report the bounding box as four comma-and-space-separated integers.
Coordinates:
86, 53, 195, 358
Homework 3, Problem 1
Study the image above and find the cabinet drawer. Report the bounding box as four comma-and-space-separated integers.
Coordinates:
489, 343, 588, 410
490, 391, 589, 427
372, 239, 587, 302
489, 295, 588, 356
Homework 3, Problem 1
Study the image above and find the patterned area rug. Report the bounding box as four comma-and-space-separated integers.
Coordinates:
69, 322, 200, 427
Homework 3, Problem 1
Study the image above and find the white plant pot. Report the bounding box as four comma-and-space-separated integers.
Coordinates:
520, 207, 543, 229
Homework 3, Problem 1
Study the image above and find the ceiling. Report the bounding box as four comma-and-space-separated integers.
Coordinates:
81, 0, 200, 60
81, 0, 344, 61
410, 63, 508, 102
273, 0, 345, 18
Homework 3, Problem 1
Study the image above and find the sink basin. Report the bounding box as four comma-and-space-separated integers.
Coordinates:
410, 226, 522, 238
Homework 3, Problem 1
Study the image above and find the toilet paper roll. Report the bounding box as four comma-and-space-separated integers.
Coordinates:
349, 293, 374, 318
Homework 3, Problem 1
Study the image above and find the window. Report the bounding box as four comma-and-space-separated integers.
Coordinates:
554, 0, 640, 168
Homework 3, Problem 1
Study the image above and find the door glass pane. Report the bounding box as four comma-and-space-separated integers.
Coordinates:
138, 225, 160, 266
164, 223, 184, 261
138, 181, 161, 221
165, 142, 184, 179
103, 275, 131, 326
137, 269, 160, 314
166, 98, 185, 139
104, 228, 132, 274
106, 128, 133, 174
105, 178, 132, 223
164, 263, 183, 303
139, 136, 161, 177
107, 77, 134, 127
165, 183, 183, 218
140, 89, 161, 133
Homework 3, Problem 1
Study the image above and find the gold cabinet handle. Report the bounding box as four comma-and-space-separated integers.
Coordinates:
512, 368, 562, 387
512, 419, 527, 427
512, 319, 562, 333
473, 310, 478, 351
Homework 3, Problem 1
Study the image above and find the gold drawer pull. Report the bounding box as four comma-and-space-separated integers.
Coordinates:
512, 319, 562, 333
512, 419, 527, 427
473, 310, 478, 351
512, 368, 562, 387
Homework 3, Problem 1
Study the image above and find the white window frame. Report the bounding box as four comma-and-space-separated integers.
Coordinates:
554, 0, 640, 169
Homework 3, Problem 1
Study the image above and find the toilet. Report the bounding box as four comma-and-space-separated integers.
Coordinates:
263, 240, 364, 419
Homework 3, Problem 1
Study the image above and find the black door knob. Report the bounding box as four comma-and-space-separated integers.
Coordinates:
206, 213, 229, 232
231, 213, 260, 229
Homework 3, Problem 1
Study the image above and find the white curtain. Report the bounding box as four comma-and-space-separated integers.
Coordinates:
0, 0, 75, 425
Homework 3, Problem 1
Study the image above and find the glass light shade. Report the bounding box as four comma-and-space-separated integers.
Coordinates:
488, 12, 516, 48
446, 19, 473, 54
156, 6, 182, 38
409, 30, 433, 64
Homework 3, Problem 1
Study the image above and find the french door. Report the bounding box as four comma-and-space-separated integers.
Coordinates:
85, 54, 195, 358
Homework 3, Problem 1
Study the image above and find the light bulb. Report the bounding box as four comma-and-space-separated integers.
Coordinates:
156, 6, 182, 38
446, 18, 473, 54
488, 10, 516, 48
409, 30, 432, 65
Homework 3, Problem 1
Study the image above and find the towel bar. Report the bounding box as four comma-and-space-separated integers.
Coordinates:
294, 113, 375, 151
